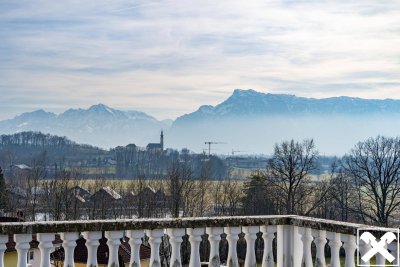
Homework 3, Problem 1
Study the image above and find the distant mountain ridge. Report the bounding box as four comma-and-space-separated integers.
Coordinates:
168, 89, 400, 155
0, 104, 167, 148
3, 89, 400, 154
174, 89, 400, 125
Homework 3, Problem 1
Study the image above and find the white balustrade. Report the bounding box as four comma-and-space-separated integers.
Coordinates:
277, 225, 294, 267
299, 227, 313, 267
342, 234, 357, 267
224, 226, 240, 267
126, 230, 143, 267
375, 243, 387, 266
0, 235, 7, 267
206, 227, 223, 267
146, 229, 164, 267
105, 231, 124, 267
82, 231, 102, 267
0, 216, 392, 267
14, 234, 31, 267
243, 226, 259, 267
60, 232, 79, 267
313, 230, 327, 267
166, 228, 185, 267
37, 233, 55, 267
327, 232, 341, 267
358, 240, 371, 267
187, 228, 204, 267
260, 225, 276, 267
389, 242, 398, 266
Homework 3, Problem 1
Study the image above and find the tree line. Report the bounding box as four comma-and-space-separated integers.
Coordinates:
0, 131, 227, 179
1, 135, 400, 227
242, 136, 400, 226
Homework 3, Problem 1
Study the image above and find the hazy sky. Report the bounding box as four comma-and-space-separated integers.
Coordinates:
1, 0, 400, 120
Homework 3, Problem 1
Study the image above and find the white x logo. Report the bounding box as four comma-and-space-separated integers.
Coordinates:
360, 232, 397, 263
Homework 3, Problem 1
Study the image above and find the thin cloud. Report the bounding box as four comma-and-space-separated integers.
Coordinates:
0, 0, 399, 120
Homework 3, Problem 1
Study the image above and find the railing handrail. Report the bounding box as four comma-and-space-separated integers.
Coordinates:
0, 215, 391, 235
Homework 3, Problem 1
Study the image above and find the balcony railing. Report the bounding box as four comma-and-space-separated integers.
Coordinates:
0, 215, 397, 267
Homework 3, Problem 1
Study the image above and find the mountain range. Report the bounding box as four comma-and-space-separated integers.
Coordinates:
2, 89, 400, 154
174, 89, 400, 125
0, 104, 168, 148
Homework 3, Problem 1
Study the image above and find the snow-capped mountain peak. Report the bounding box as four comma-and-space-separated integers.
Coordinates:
0, 104, 168, 148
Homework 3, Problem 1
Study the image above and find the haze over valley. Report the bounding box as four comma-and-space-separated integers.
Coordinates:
2, 89, 400, 155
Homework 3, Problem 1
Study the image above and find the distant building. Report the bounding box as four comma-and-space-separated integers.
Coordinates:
89, 186, 122, 219
70, 185, 92, 204
12, 164, 32, 170
5, 186, 27, 218
91, 186, 122, 203
146, 131, 164, 152
9, 164, 32, 180
126, 143, 137, 150
4, 234, 41, 267
124, 186, 170, 218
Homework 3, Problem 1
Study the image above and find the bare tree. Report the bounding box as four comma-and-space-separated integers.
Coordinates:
185, 161, 212, 217
167, 161, 193, 218
342, 136, 400, 226
23, 153, 47, 221
223, 178, 242, 216
326, 161, 361, 222
67, 175, 86, 220
266, 139, 318, 215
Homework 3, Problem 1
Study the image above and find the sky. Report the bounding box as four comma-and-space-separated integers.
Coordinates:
1, 0, 400, 120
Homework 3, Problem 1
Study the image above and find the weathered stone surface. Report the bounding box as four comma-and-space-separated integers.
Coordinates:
0, 215, 388, 235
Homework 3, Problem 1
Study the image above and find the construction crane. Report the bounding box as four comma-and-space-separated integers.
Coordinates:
205, 141, 226, 157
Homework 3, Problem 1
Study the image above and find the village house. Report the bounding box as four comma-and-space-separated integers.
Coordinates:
89, 186, 123, 219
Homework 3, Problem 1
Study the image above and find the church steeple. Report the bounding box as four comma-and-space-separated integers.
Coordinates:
160, 130, 164, 151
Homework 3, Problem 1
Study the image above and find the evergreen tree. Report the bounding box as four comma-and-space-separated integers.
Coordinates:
242, 170, 275, 215
0, 167, 8, 212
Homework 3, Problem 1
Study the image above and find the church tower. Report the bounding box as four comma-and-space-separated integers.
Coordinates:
160, 130, 164, 151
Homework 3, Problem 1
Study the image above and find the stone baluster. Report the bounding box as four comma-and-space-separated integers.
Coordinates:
375, 243, 387, 266
126, 230, 143, 267
388, 242, 398, 266
277, 225, 296, 267
82, 231, 102, 267
327, 232, 341, 267
187, 228, 204, 267
313, 230, 327, 267
260, 225, 276, 267
146, 229, 164, 267
166, 228, 185, 267
14, 234, 32, 267
299, 227, 313, 267
105, 231, 123, 267
224, 226, 240, 267
358, 240, 371, 267
60, 232, 79, 267
243, 226, 259, 267
37, 233, 55, 267
206, 227, 223, 267
342, 235, 356, 267
0, 235, 8, 267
